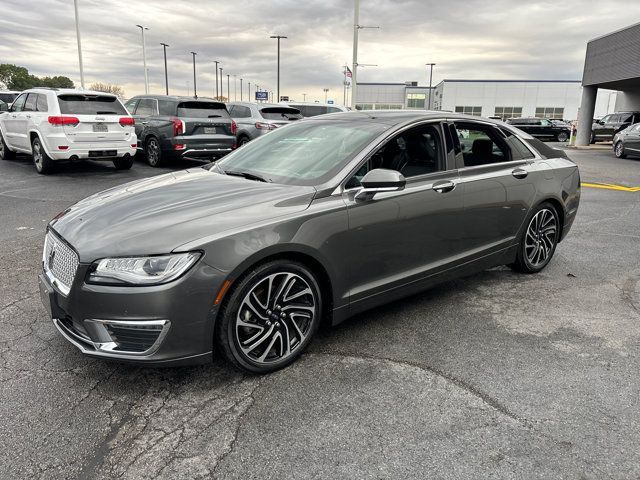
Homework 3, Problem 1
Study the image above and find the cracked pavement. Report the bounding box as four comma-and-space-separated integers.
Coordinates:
1, 148, 639, 479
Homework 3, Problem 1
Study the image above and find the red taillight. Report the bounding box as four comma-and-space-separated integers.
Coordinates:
172, 118, 185, 136
58, 146, 69, 150
232, 143, 237, 150
119, 117, 135, 126
231, 119, 237, 135
174, 144, 186, 150
48, 116, 79, 126
255, 122, 275, 130
130, 144, 137, 148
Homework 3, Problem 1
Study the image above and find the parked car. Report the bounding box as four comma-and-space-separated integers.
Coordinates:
281, 102, 349, 117
0, 90, 21, 106
227, 102, 302, 145
591, 112, 640, 143
0, 100, 7, 112
612, 122, 640, 158
124, 95, 236, 167
39, 111, 580, 373
507, 117, 570, 142
0, 88, 136, 173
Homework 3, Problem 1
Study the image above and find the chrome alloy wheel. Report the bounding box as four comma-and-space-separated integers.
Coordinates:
147, 138, 160, 165
235, 272, 317, 364
524, 208, 558, 267
615, 141, 625, 158
33, 141, 43, 169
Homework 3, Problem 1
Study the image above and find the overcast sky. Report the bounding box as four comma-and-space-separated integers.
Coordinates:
1, 0, 638, 102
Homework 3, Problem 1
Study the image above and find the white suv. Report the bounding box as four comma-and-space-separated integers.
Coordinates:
0, 88, 137, 174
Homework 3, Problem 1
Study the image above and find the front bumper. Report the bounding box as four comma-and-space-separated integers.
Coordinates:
39, 257, 225, 365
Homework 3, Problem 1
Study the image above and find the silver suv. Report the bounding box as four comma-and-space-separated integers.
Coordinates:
227, 102, 302, 145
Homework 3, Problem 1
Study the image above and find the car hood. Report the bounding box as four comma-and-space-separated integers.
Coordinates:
51, 168, 316, 262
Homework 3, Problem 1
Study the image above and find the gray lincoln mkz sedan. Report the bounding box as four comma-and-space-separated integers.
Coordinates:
39, 111, 580, 373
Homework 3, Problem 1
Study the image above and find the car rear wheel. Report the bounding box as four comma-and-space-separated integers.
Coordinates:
556, 132, 568, 142
216, 260, 322, 373
145, 137, 164, 167
511, 202, 560, 274
589, 131, 596, 144
113, 156, 134, 170
239, 136, 250, 146
614, 141, 627, 159
32, 137, 53, 174
0, 132, 16, 160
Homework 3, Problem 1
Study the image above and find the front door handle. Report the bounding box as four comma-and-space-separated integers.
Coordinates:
140, 121, 149, 125
432, 180, 455, 193
512, 168, 528, 179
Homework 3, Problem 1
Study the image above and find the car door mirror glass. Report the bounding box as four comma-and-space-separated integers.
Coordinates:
355, 168, 406, 200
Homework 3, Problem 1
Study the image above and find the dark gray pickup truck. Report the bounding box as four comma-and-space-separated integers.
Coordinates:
125, 95, 236, 166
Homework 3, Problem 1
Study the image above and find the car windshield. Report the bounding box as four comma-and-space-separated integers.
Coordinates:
57, 94, 127, 115
177, 101, 230, 118
215, 120, 389, 186
260, 107, 303, 121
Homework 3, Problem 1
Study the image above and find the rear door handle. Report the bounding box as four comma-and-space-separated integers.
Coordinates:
512, 168, 528, 179
432, 180, 456, 193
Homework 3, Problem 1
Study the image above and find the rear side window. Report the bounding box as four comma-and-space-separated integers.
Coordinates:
229, 105, 251, 118
177, 102, 229, 118
620, 114, 634, 123
501, 129, 535, 160
259, 107, 302, 120
58, 94, 127, 115
526, 138, 568, 159
158, 100, 176, 116
124, 99, 138, 114
36, 94, 48, 112
454, 122, 509, 167
23, 93, 37, 112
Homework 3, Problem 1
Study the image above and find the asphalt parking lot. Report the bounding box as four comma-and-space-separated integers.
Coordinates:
1, 147, 639, 479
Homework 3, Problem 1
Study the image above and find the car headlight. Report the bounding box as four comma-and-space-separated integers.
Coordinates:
87, 252, 201, 285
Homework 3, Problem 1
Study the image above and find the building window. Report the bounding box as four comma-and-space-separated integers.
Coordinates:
535, 107, 564, 119
455, 106, 482, 116
494, 106, 522, 121
406, 93, 426, 109
355, 104, 374, 111
356, 103, 403, 110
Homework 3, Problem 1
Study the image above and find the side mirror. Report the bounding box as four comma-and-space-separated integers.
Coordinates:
355, 168, 406, 201
0, 103, 7, 112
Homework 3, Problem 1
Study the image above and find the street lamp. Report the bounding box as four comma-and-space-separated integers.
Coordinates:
323, 88, 329, 103
233, 74, 237, 101
190, 51, 197, 98
351, 0, 379, 109
136, 24, 149, 94
302, 93, 307, 101
73, 0, 85, 88
227, 74, 230, 101
270, 35, 287, 102
426, 63, 436, 110
248, 81, 251, 101
160, 43, 169, 95
219, 67, 224, 100
214, 60, 220, 99
240, 78, 243, 101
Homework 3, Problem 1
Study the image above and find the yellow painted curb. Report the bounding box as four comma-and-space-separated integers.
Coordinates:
581, 182, 640, 192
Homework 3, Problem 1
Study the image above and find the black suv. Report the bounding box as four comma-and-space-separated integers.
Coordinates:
506, 117, 570, 142
125, 95, 236, 166
591, 112, 640, 143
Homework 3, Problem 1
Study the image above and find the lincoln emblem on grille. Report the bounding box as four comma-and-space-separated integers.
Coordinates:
48, 247, 56, 270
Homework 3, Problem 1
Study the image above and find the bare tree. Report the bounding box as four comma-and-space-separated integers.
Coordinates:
90, 82, 125, 99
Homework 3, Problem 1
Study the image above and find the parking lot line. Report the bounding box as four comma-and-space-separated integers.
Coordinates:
581, 182, 640, 192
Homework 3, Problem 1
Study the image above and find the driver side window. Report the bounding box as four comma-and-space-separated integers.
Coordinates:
10, 94, 27, 112
346, 123, 444, 188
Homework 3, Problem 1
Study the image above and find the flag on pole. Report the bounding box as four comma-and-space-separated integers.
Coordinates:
345, 66, 352, 78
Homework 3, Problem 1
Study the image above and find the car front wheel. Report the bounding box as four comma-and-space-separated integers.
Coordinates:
511, 202, 560, 274
556, 132, 568, 142
614, 141, 627, 159
0, 132, 16, 160
216, 260, 322, 373
32, 137, 53, 174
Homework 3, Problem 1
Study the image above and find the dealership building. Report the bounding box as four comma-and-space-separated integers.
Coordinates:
576, 22, 640, 145
355, 79, 614, 120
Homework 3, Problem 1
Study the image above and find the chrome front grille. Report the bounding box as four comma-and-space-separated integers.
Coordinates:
43, 231, 79, 296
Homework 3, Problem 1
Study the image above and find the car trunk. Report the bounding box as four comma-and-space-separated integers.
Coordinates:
177, 101, 233, 136
58, 94, 132, 143
259, 107, 302, 127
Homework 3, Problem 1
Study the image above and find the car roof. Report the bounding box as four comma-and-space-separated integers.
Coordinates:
128, 94, 224, 102
228, 102, 300, 109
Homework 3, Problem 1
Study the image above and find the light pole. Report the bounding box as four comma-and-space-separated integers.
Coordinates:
270, 91, 274, 102
219, 67, 224, 100
350, 0, 379, 109
227, 75, 230, 101
323, 88, 329, 103
240, 78, 243, 101
190, 51, 197, 98
73, 0, 85, 88
233, 74, 237, 101
270, 35, 287, 102
248, 81, 251, 101
160, 43, 169, 95
136, 24, 149, 94
303, 93, 307, 101
426, 63, 435, 110
214, 60, 220, 99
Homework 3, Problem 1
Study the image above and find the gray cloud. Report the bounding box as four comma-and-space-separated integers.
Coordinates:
0, 0, 638, 102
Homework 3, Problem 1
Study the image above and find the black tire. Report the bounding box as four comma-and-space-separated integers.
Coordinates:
32, 136, 54, 174
216, 260, 322, 374
614, 141, 627, 159
511, 202, 560, 274
113, 156, 134, 170
556, 132, 569, 142
145, 136, 164, 167
238, 135, 251, 146
0, 131, 16, 160
589, 131, 596, 144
